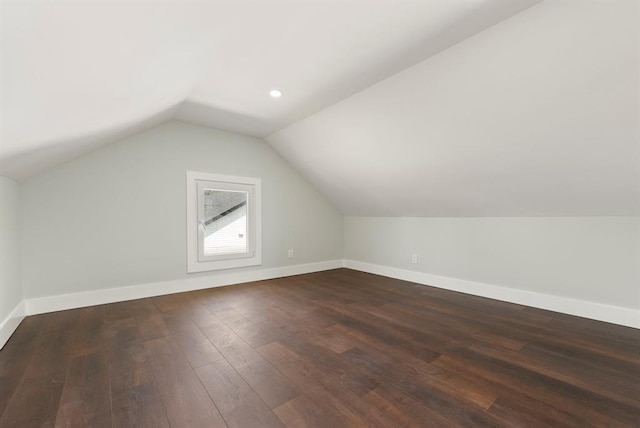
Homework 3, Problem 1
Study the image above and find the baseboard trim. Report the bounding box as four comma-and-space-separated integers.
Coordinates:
343, 260, 640, 329
0, 300, 26, 350
16, 258, 640, 329
26, 259, 343, 316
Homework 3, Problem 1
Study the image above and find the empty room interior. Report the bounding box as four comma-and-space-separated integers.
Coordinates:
1, 0, 639, 426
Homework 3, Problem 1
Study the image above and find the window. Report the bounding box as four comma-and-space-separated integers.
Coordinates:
187, 171, 261, 273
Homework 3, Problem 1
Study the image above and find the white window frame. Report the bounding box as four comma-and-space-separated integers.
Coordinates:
187, 171, 261, 273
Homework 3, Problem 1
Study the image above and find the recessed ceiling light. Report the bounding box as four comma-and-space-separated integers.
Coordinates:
269, 89, 282, 98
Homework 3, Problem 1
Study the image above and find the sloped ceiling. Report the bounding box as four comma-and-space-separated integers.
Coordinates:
2, 0, 637, 218
268, 0, 640, 216
1, 0, 542, 180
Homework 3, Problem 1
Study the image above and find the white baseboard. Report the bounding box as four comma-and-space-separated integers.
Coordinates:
26, 259, 343, 316
0, 300, 26, 350
12, 258, 639, 334
343, 259, 640, 329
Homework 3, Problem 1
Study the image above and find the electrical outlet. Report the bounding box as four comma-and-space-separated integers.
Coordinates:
411, 254, 418, 264
288, 249, 294, 259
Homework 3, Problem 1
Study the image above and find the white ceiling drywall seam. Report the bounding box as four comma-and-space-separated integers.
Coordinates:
0, 101, 183, 181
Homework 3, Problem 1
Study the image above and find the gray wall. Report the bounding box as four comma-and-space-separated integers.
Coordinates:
20, 121, 343, 299
0, 176, 23, 321
344, 216, 640, 309
15, 120, 640, 317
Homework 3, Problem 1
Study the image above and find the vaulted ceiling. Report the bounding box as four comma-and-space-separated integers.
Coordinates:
1, 0, 541, 180
268, 0, 640, 216
2, 0, 638, 216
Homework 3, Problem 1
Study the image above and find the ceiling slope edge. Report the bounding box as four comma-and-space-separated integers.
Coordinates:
0, 102, 182, 181
1, 0, 544, 181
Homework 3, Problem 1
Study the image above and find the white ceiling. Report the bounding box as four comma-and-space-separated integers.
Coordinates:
268, 0, 640, 216
3, 0, 637, 218
1, 0, 541, 180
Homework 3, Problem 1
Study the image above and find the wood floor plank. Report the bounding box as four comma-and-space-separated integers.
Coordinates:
341, 346, 507, 426
101, 316, 140, 348
2, 269, 639, 427
111, 382, 170, 428
281, 334, 380, 398
105, 300, 137, 322
69, 305, 108, 358
260, 341, 398, 427
0, 333, 39, 416
165, 316, 224, 368
0, 332, 74, 427
55, 352, 112, 428
136, 312, 170, 342
488, 389, 587, 427
196, 359, 285, 427
256, 341, 323, 392
108, 340, 162, 427
233, 357, 301, 409
5, 313, 47, 344
43, 309, 82, 335
469, 340, 640, 408
109, 341, 154, 393
433, 351, 640, 426
372, 383, 456, 427
273, 387, 356, 428
200, 323, 264, 367
224, 316, 281, 348
359, 389, 420, 427
330, 324, 499, 410
314, 302, 443, 361
144, 336, 227, 427
200, 321, 300, 408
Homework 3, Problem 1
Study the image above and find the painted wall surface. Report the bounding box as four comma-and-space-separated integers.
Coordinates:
20, 121, 343, 298
344, 216, 640, 310
0, 176, 23, 322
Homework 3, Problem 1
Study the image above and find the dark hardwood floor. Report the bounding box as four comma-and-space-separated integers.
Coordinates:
1, 268, 639, 427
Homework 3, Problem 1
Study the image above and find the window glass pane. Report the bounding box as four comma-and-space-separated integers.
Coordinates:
203, 188, 248, 256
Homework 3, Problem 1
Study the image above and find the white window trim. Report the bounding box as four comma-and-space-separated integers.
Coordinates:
186, 171, 262, 273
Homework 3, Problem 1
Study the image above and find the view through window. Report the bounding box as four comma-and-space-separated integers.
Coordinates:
202, 189, 248, 256
187, 171, 261, 273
